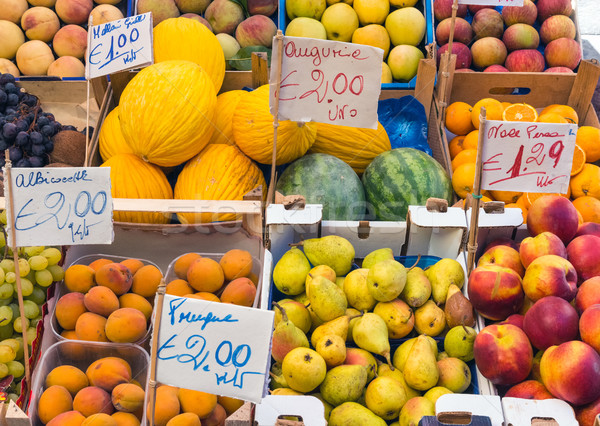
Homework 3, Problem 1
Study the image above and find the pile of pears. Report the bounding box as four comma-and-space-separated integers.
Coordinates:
270, 235, 480, 426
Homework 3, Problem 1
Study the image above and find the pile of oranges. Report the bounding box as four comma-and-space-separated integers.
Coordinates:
445, 99, 600, 224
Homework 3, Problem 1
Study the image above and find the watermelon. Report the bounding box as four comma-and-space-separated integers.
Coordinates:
362, 148, 452, 221
276, 153, 366, 220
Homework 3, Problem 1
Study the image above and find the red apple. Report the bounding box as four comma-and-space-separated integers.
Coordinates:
472, 8, 504, 40
434, 0, 468, 21
474, 324, 533, 386
471, 37, 508, 70
504, 380, 554, 399
523, 296, 579, 350
580, 305, 600, 354
505, 49, 545, 72
437, 42, 472, 69
576, 396, 600, 426
502, 23, 540, 52
519, 231, 567, 268
502, 0, 538, 26
467, 264, 524, 321
235, 15, 277, 48
484, 238, 520, 252
576, 277, 600, 313
247, 0, 277, 16
527, 195, 579, 244
544, 66, 575, 73
567, 235, 600, 284
500, 313, 525, 330
540, 14, 576, 44
484, 64, 509, 72
435, 17, 473, 45
575, 222, 600, 239
522, 254, 578, 301
537, 0, 573, 22
478, 245, 524, 277
545, 37, 582, 70
469, 4, 494, 14
540, 341, 600, 406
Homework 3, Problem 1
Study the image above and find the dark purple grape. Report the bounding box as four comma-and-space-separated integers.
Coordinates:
30, 132, 43, 145
15, 158, 30, 168
6, 94, 18, 106
0, 158, 5, 168
41, 125, 53, 137
0, 141, 7, 151
81, 126, 94, 137
31, 144, 45, 156
4, 83, 17, 94
15, 132, 29, 147
44, 141, 53, 152
2, 123, 16, 140
23, 94, 37, 107
8, 146, 22, 162
15, 120, 28, 132
52, 121, 61, 133
0, 90, 6, 105
4, 109, 16, 117
45, 113, 55, 122
62, 125, 76, 131
28, 156, 44, 167
0, 74, 15, 85
36, 116, 49, 127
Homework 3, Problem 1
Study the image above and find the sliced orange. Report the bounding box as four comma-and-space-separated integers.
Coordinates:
571, 144, 586, 176
540, 104, 579, 124
489, 190, 523, 204
471, 98, 504, 129
537, 113, 569, 123
449, 135, 466, 159
524, 191, 570, 209
451, 149, 477, 171
446, 102, 475, 136
502, 103, 538, 122
463, 130, 480, 150
572, 196, 600, 223
452, 162, 476, 199
576, 126, 600, 163
570, 164, 600, 198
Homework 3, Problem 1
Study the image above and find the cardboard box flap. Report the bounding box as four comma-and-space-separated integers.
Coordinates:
436, 394, 504, 426
501, 398, 578, 426
254, 395, 326, 426
420, 414, 492, 425
266, 204, 323, 227
321, 220, 407, 258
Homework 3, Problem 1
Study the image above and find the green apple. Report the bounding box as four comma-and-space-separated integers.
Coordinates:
287, 0, 327, 20
385, 7, 426, 46
353, 0, 389, 26
381, 62, 392, 84
286, 17, 327, 39
216, 33, 240, 61
320, 3, 358, 42
387, 45, 424, 82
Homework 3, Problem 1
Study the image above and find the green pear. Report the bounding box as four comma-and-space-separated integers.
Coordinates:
273, 299, 312, 334
365, 376, 408, 420
414, 300, 446, 336
436, 351, 449, 361
343, 268, 376, 311
271, 303, 309, 363
269, 361, 288, 389
298, 235, 355, 276
329, 402, 387, 426
310, 393, 333, 422
399, 396, 435, 426
320, 364, 368, 406
362, 248, 394, 269
436, 357, 471, 393
305, 264, 336, 298
403, 335, 439, 391
392, 336, 438, 371
373, 299, 414, 339
352, 313, 393, 367
425, 258, 465, 304
444, 325, 476, 362
367, 259, 407, 302
308, 274, 348, 322
345, 308, 361, 343
315, 334, 347, 367
335, 276, 346, 289
282, 347, 327, 393
311, 313, 359, 347
444, 284, 475, 328
423, 386, 453, 405
273, 247, 311, 295
377, 364, 421, 400
401, 267, 432, 308
345, 347, 378, 382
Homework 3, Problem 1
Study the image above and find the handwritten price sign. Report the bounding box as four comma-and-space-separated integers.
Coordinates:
86, 13, 153, 79
458, 0, 524, 6
481, 121, 577, 193
156, 295, 274, 403
270, 36, 383, 129
5, 167, 113, 246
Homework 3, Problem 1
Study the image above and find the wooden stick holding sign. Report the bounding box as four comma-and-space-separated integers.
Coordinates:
267, 30, 284, 206
84, 14, 94, 168
437, 0, 459, 118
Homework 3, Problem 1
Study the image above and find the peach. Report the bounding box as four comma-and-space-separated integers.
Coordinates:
527, 195, 579, 244
521, 254, 577, 301
523, 296, 579, 350
484, 238, 520, 252
187, 257, 224, 293
220, 249, 253, 280
131, 264, 162, 297
119, 259, 144, 275
540, 340, 600, 405
166, 279, 194, 297
235, 15, 276, 48
500, 313, 524, 330
473, 324, 533, 385
73, 386, 114, 416
217, 395, 243, 415
111, 412, 140, 426
118, 293, 152, 321
467, 264, 524, 321
82, 413, 118, 426
86, 357, 132, 392
47, 410, 86, 426
580, 305, 600, 353
181, 13, 212, 31
0, 0, 28, 24
177, 388, 217, 418
504, 380, 553, 400
90, 4, 123, 25
519, 231, 567, 268
47, 56, 85, 77
575, 222, 600, 239
105, 308, 147, 343
567, 235, 600, 284
173, 253, 201, 279
55, 0, 94, 24
545, 37, 582, 70
220, 277, 256, 307
56, 292, 88, 330
505, 49, 545, 72
202, 404, 227, 426
64, 264, 96, 293
38, 385, 73, 424
136, 0, 180, 26
75, 312, 108, 342
96, 263, 133, 295
89, 259, 114, 271
575, 277, 600, 313
165, 413, 201, 426
46, 365, 89, 396
576, 396, 600, 426
148, 386, 180, 426
111, 383, 145, 413
0, 58, 20, 75
21, 7, 60, 42
205, 0, 244, 34
478, 245, 524, 277
29, 0, 58, 5
84, 286, 120, 317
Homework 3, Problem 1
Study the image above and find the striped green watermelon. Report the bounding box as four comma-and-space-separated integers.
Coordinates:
362, 148, 452, 221
276, 153, 366, 220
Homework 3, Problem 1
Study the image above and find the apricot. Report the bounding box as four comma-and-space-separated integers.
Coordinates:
118, 293, 152, 321
111, 383, 145, 413
186, 292, 220, 302
75, 312, 108, 342
47, 410, 85, 426
56, 292, 88, 330
105, 308, 147, 343
55, 0, 93, 25
166, 279, 194, 297
148, 386, 180, 426
120, 259, 144, 275
90, 4, 123, 24
165, 413, 201, 426
220, 277, 256, 307
173, 253, 201, 279
177, 388, 217, 418
202, 404, 227, 426
220, 249, 253, 280
38, 385, 73, 424
86, 357, 132, 392
96, 263, 133, 296
20, 7, 60, 43
46, 365, 89, 396
111, 412, 140, 426
47, 55, 86, 77
89, 259, 114, 271
217, 395, 243, 415
52, 24, 87, 58
73, 386, 113, 416
84, 286, 120, 317
187, 258, 224, 293
81, 413, 118, 426
131, 264, 163, 297
64, 264, 96, 293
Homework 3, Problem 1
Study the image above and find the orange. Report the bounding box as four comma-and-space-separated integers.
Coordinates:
540, 104, 578, 124
505, 202, 527, 223
452, 162, 476, 199
489, 190, 523, 204
449, 135, 466, 159
576, 126, 600, 163
463, 130, 479, 150
571, 144, 586, 176
501, 102, 512, 110
451, 149, 477, 171
524, 191, 570, 209
516, 194, 528, 211
537, 113, 569, 124
572, 196, 600, 223
445, 102, 475, 135
570, 163, 600, 198
471, 98, 504, 129
502, 103, 538, 122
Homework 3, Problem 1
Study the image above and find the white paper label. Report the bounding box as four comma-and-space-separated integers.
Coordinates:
458, 0, 524, 6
